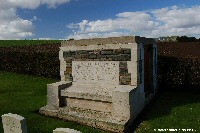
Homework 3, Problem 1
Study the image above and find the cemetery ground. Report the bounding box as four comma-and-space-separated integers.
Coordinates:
0, 71, 200, 133
0, 71, 107, 133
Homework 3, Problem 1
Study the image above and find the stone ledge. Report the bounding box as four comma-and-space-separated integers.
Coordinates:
53, 128, 82, 133
49, 81, 72, 87
62, 106, 112, 121
66, 98, 112, 112
2, 113, 25, 121
61, 84, 114, 102
61, 36, 155, 46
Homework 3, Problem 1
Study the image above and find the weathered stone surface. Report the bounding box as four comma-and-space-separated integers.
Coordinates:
80, 54, 89, 59
113, 48, 124, 54
61, 36, 155, 46
61, 84, 113, 102
112, 87, 133, 120
88, 54, 97, 59
63, 51, 76, 58
123, 49, 131, 54
62, 48, 131, 84
1, 113, 27, 133
64, 57, 75, 62
40, 106, 126, 133
119, 62, 128, 73
63, 49, 131, 61
119, 74, 131, 85
119, 62, 131, 85
72, 61, 119, 84
53, 128, 82, 133
100, 50, 114, 55
47, 81, 72, 109
66, 98, 112, 112
76, 50, 89, 54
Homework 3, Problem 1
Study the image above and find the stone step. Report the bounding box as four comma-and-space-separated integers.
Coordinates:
60, 106, 113, 122
61, 84, 114, 102
40, 106, 127, 133
58, 106, 127, 132
66, 97, 112, 113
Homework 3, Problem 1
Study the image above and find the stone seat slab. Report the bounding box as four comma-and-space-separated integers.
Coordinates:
61, 83, 117, 102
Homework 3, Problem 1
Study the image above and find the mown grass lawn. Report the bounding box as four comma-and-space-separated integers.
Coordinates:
0, 71, 199, 133
0, 71, 107, 133
135, 91, 200, 133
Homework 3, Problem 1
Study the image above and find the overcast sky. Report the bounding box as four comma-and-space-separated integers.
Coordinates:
0, 0, 200, 40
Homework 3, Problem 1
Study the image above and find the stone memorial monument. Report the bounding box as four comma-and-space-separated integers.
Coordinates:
39, 36, 157, 132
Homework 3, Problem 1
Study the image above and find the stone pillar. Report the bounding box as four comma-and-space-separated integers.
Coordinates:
112, 86, 139, 121
1, 113, 27, 133
59, 50, 67, 81
53, 128, 82, 133
130, 44, 138, 86
47, 81, 72, 110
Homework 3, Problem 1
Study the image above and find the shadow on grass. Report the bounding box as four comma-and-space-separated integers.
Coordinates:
147, 90, 200, 118
148, 55, 200, 120
31, 109, 40, 114
126, 88, 200, 133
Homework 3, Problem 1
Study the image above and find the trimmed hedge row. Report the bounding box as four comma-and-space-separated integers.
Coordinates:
0, 40, 61, 47
157, 42, 200, 90
0, 44, 60, 79
158, 56, 200, 90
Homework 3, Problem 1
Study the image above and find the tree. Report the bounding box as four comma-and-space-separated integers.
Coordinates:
176, 36, 196, 42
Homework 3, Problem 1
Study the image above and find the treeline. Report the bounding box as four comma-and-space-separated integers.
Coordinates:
177, 36, 200, 42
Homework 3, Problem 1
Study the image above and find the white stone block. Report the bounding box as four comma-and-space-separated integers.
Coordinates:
60, 71, 64, 76
59, 50, 65, 61
60, 75, 65, 81
53, 128, 82, 133
66, 98, 112, 112
127, 61, 137, 85
60, 61, 66, 72
112, 86, 137, 121
60, 43, 134, 51
131, 48, 138, 62
61, 84, 113, 102
47, 81, 72, 109
1, 113, 27, 133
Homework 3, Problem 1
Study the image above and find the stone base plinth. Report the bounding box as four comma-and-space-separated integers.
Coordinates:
39, 106, 131, 133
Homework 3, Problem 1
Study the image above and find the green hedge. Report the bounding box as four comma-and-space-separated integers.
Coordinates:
0, 40, 61, 47
0, 50, 60, 79
158, 56, 200, 90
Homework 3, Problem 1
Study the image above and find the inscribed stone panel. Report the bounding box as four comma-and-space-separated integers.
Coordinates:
72, 61, 119, 84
